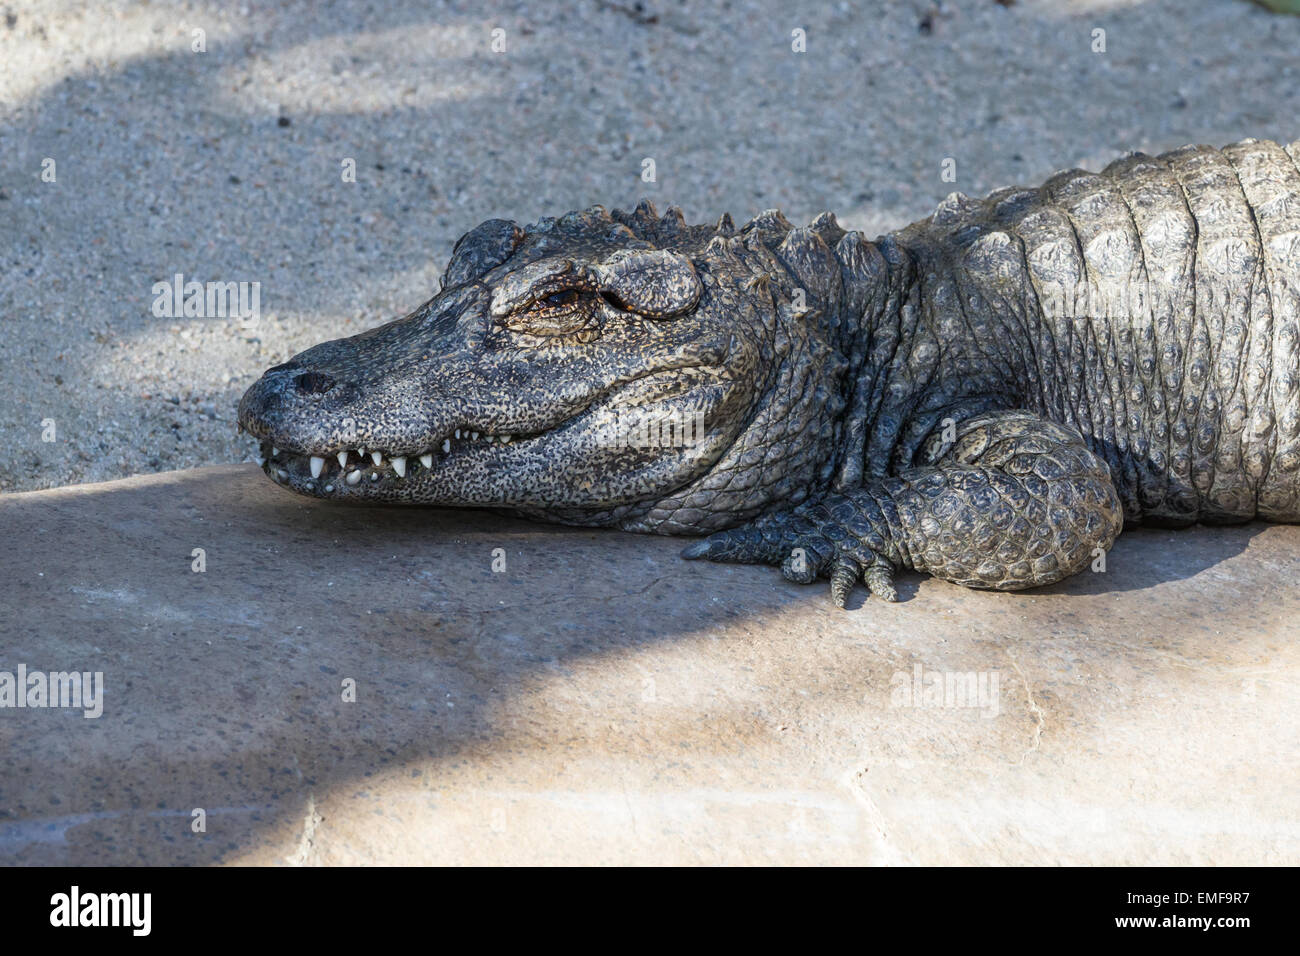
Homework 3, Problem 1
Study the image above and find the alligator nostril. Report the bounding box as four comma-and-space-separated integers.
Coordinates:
294, 371, 336, 395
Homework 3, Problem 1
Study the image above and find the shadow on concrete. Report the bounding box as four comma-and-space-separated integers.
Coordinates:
1, 465, 1295, 863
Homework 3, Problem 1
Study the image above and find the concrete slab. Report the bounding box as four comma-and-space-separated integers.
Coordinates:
1, 465, 1297, 865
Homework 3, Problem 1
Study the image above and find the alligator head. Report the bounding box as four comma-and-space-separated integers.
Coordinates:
237, 201, 853, 533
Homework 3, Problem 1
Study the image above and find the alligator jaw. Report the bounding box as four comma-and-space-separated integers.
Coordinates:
243, 360, 736, 509
238, 377, 558, 502
255, 429, 526, 498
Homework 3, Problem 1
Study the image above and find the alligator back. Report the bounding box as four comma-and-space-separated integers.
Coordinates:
903, 138, 1300, 525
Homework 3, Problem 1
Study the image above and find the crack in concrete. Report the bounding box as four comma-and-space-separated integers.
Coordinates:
620, 781, 641, 841
1003, 646, 1045, 765
842, 766, 905, 864
286, 793, 323, 866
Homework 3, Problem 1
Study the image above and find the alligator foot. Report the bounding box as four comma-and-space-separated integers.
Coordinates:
684, 411, 1126, 605
680, 498, 901, 607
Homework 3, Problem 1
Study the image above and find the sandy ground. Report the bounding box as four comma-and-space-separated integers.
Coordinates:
1, 0, 1298, 493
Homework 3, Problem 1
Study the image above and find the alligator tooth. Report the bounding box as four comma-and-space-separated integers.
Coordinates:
310, 456, 325, 478
442, 439, 451, 454
254, 455, 266, 467
392, 456, 406, 477
324, 484, 334, 492
471, 431, 479, 440
346, 470, 361, 485
486, 435, 495, 443
420, 453, 433, 468
370, 472, 379, 481
272, 447, 280, 457
276, 468, 288, 480
455, 429, 462, 439
500, 434, 511, 443
358, 448, 366, 458
337, 451, 349, 467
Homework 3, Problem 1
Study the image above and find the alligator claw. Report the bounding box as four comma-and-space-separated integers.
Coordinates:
863, 558, 898, 603
682, 508, 899, 608
829, 556, 860, 608
680, 524, 782, 564
679, 538, 716, 560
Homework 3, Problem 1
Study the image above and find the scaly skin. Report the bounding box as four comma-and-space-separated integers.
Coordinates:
239, 137, 1300, 605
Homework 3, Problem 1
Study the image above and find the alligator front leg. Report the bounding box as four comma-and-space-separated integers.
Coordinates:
682, 412, 1124, 605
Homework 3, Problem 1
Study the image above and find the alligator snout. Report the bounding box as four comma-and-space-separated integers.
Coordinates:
238, 361, 293, 430
294, 370, 337, 395
237, 360, 356, 448
263, 361, 338, 397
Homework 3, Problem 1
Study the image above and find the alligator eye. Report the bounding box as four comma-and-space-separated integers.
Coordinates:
501, 287, 601, 339
541, 290, 581, 308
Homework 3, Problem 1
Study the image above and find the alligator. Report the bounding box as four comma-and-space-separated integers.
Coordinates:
238, 137, 1300, 605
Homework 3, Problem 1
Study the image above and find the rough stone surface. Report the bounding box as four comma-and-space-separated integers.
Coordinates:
1, 465, 1296, 865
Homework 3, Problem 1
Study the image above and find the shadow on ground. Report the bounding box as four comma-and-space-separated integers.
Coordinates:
1, 466, 1296, 864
